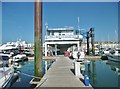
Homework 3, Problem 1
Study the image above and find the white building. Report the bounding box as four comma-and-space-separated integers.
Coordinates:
81, 42, 119, 51
44, 24, 83, 56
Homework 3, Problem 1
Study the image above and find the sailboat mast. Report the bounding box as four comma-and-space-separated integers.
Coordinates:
78, 17, 80, 34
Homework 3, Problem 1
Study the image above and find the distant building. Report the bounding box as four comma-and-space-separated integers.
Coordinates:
44, 24, 83, 56
81, 41, 119, 50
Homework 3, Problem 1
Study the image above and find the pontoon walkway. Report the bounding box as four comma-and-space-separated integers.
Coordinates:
36, 56, 92, 88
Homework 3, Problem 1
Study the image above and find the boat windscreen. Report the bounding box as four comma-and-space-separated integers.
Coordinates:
0, 56, 9, 60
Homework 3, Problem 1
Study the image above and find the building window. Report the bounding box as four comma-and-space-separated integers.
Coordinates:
59, 32, 61, 35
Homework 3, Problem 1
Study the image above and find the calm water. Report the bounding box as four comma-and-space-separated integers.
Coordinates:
10, 61, 34, 88
9, 59, 120, 88
10, 59, 55, 88
85, 59, 120, 88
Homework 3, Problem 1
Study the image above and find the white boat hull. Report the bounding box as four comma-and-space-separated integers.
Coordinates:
107, 54, 120, 62
12, 58, 23, 62
12, 54, 27, 62
0, 67, 14, 88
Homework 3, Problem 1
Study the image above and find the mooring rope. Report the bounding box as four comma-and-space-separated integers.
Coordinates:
17, 71, 41, 79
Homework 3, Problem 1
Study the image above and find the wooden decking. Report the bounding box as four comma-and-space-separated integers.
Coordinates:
35, 56, 92, 88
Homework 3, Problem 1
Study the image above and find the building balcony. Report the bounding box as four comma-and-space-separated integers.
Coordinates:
45, 35, 83, 41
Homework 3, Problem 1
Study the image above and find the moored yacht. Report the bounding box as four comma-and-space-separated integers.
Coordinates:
0, 44, 18, 52
106, 48, 120, 62
0, 53, 11, 66
12, 54, 27, 62
0, 67, 14, 88
0, 55, 14, 88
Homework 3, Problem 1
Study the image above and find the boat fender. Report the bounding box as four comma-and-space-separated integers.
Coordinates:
84, 75, 89, 86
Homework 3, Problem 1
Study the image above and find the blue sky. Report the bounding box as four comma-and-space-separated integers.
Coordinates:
0, 2, 2, 44
2, 2, 34, 43
2, 2, 118, 43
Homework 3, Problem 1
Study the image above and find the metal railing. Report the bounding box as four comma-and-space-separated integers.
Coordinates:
45, 35, 83, 39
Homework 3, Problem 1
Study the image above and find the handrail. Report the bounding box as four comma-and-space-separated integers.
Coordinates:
45, 35, 82, 39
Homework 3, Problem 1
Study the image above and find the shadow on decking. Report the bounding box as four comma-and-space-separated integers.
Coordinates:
70, 69, 86, 86
79, 78, 86, 85
70, 68, 75, 75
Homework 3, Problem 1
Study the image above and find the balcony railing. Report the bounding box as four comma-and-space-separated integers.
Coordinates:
45, 35, 83, 40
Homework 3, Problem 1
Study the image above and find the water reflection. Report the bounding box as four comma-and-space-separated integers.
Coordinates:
106, 60, 120, 75
86, 60, 97, 86
91, 60, 97, 85
85, 60, 119, 88
106, 60, 120, 88
9, 59, 55, 88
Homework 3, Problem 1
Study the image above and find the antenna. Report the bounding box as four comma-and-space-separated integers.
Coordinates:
108, 33, 109, 42
115, 30, 117, 42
